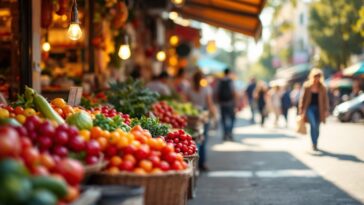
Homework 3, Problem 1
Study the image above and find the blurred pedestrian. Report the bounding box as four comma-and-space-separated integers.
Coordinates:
174, 68, 190, 99
290, 83, 301, 114
281, 86, 291, 127
186, 70, 216, 171
146, 71, 171, 96
350, 80, 363, 99
216, 68, 237, 141
269, 85, 282, 127
254, 81, 268, 127
299, 68, 329, 151
245, 78, 257, 123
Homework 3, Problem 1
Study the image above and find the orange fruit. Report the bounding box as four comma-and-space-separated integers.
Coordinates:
126, 133, 135, 142
53, 107, 63, 116
123, 154, 136, 165
79, 130, 91, 141
133, 168, 146, 175
131, 140, 141, 148
155, 138, 166, 150
16, 114, 26, 124
90, 127, 103, 139
107, 166, 120, 174
151, 168, 162, 174
109, 131, 121, 145
110, 156, 123, 167
102, 130, 111, 139
117, 136, 129, 148
63, 186, 79, 202
51, 98, 67, 108
62, 105, 74, 116
139, 160, 153, 172
23, 108, 36, 116
97, 137, 108, 151
176, 153, 184, 162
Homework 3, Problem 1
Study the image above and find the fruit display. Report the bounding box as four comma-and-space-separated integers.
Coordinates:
17, 116, 102, 165
0, 126, 85, 204
0, 159, 69, 205
91, 105, 131, 125
130, 116, 170, 138
167, 101, 201, 116
104, 125, 188, 174
93, 114, 130, 132
164, 130, 197, 156
81, 92, 108, 109
152, 101, 187, 129
50, 98, 77, 119
66, 111, 93, 130
107, 79, 159, 118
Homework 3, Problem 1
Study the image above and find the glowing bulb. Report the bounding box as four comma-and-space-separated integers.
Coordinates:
118, 44, 131, 60
171, 0, 185, 7
67, 23, 82, 40
42, 42, 51, 52
169, 11, 179, 20
169, 35, 179, 46
169, 56, 178, 66
156, 50, 166, 62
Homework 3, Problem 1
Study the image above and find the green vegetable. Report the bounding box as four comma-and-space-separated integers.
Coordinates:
0, 175, 32, 204
167, 101, 200, 116
107, 79, 159, 118
0, 158, 28, 177
131, 116, 170, 138
31, 176, 68, 199
0, 118, 22, 127
93, 114, 130, 132
66, 111, 93, 130
26, 190, 57, 205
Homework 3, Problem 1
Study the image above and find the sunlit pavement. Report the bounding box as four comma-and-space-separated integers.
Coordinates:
189, 109, 364, 205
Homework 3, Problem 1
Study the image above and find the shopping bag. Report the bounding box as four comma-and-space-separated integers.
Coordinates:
296, 115, 307, 135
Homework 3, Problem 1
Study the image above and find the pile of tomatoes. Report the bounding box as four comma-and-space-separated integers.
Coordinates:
104, 125, 188, 174
165, 130, 197, 156
0, 126, 84, 202
0, 105, 37, 124
18, 116, 102, 165
50, 98, 77, 119
152, 101, 187, 129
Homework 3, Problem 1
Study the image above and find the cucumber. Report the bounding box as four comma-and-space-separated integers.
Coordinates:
0, 118, 22, 127
26, 190, 57, 205
31, 176, 68, 199
34, 94, 65, 124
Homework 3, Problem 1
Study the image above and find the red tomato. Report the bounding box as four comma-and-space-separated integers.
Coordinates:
119, 160, 134, 171
56, 159, 84, 186
148, 156, 161, 167
161, 144, 174, 156
159, 161, 170, 171
20, 137, 32, 150
32, 165, 49, 176
0, 126, 21, 158
22, 147, 40, 168
164, 152, 178, 164
135, 145, 150, 160
123, 144, 137, 155
14, 106, 24, 115
171, 161, 183, 170
85, 140, 101, 156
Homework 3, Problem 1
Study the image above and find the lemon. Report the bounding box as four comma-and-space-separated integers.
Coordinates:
0, 108, 10, 118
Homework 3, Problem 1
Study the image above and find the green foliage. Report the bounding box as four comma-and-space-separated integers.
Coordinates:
308, 0, 364, 69
130, 116, 170, 138
93, 114, 130, 132
247, 43, 276, 81
107, 79, 159, 118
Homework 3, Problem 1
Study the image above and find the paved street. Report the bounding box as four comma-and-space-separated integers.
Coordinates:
189, 109, 364, 205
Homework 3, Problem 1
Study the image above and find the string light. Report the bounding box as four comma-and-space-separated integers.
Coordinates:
156, 50, 166, 62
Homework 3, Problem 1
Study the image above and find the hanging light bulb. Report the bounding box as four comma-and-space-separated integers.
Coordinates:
42, 32, 51, 52
118, 34, 131, 60
156, 50, 166, 62
171, 0, 185, 7
67, 0, 82, 40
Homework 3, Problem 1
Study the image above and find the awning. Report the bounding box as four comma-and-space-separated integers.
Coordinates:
175, 0, 266, 40
197, 56, 227, 74
343, 61, 364, 77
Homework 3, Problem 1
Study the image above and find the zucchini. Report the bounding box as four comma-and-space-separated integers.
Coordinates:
34, 94, 65, 124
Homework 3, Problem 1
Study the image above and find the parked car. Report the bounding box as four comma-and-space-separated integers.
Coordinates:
333, 93, 364, 123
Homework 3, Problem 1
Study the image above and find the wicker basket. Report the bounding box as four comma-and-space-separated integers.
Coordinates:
184, 154, 199, 199
87, 169, 192, 205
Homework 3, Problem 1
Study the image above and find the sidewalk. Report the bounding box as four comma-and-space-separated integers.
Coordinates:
188, 111, 364, 205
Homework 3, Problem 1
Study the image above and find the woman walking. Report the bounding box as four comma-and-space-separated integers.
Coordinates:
299, 68, 329, 151
186, 70, 216, 171
254, 81, 269, 127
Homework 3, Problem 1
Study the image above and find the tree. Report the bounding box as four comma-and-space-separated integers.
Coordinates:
308, 0, 364, 69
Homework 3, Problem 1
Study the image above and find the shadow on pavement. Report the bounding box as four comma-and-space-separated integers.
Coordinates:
313, 149, 364, 164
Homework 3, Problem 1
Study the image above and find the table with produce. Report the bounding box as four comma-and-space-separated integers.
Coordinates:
0, 80, 205, 205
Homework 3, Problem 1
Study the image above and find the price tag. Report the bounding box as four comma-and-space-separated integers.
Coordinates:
68, 87, 83, 106
0, 93, 7, 106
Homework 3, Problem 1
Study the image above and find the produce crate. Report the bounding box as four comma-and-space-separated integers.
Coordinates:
184, 154, 199, 199
84, 158, 108, 176
87, 169, 192, 205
